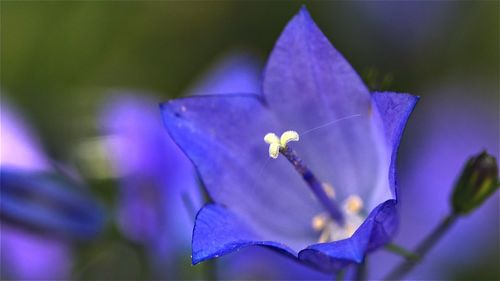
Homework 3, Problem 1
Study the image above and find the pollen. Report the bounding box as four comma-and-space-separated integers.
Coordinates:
311, 194, 365, 243
268, 143, 280, 159
263, 130, 299, 159
311, 213, 328, 231
345, 195, 364, 214
264, 133, 280, 145
280, 130, 299, 147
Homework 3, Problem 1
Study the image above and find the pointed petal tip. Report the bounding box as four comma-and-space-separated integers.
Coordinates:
191, 255, 203, 266
295, 5, 314, 26
159, 99, 187, 119
299, 5, 310, 15
159, 100, 173, 114
158, 101, 167, 110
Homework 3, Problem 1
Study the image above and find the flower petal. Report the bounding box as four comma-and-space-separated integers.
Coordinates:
101, 93, 200, 252
264, 7, 370, 119
0, 100, 51, 171
298, 199, 398, 272
0, 168, 104, 240
372, 92, 419, 198
263, 7, 390, 208
161, 94, 322, 252
192, 204, 296, 264
1, 223, 72, 279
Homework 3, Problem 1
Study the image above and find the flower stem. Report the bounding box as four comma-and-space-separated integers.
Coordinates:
335, 269, 345, 281
384, 213, 459, 280
354, 259, 367, 281
281, 146, 345, 226
384, 243, 419, 261
204, 259, 217, 281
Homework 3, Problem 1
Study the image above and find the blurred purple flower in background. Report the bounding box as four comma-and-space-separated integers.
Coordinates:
0, 223, 71, 280
100, 92, 199, 276
1, 101, 103, 279
161, 8, 417, 272
185, 52, 262, 96
1, 101, 70, 279
0, 102, 51, 172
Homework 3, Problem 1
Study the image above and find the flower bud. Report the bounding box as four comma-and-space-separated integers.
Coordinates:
452, 151, 499, 214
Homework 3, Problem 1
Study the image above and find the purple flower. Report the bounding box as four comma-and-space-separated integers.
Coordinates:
0, 101, 70, 279
0, 100, 102, 279
0, 223, 72, 280
100, 92, 200, 266
0, 102, 51, 172
161, 7, 418, 272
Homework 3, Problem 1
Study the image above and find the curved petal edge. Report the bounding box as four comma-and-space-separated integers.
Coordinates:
298, 199, 398, 272
373, 92, 419, 198
192, 204, 297, 265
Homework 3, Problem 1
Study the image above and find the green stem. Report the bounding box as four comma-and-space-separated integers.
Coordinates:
204, 259, 217, 281
354, 259, 367, 281
384, 243, 419, 261
335, 269, 345, 281
384, 213, 459, 280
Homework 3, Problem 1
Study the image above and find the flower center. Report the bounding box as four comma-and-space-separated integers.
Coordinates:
264, 130, 346, 226
312, 194, 365, 242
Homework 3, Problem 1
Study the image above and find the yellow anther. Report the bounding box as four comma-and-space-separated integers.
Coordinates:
264, 133, 280, 145
345, 195, 364, 214
311, 213, 328, 231
312, 195, 365, 242
322, 182, 336, 199
280, 130, 299, 147
264, 130, 300, 159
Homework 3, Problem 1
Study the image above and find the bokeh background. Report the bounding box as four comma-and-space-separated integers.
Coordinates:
1, 1, 498, 280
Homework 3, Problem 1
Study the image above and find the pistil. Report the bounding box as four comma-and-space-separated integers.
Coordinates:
280, 146, 346, 226
264, 130, 345, 226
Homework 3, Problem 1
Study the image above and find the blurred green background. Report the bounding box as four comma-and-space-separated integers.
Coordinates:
2, 1, 497, 160
1, 1, 499, 280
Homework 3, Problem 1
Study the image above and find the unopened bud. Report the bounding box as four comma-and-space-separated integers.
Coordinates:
452, 151, 499, 214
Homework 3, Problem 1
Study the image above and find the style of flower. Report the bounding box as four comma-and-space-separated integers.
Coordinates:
161, 7, 418, 272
